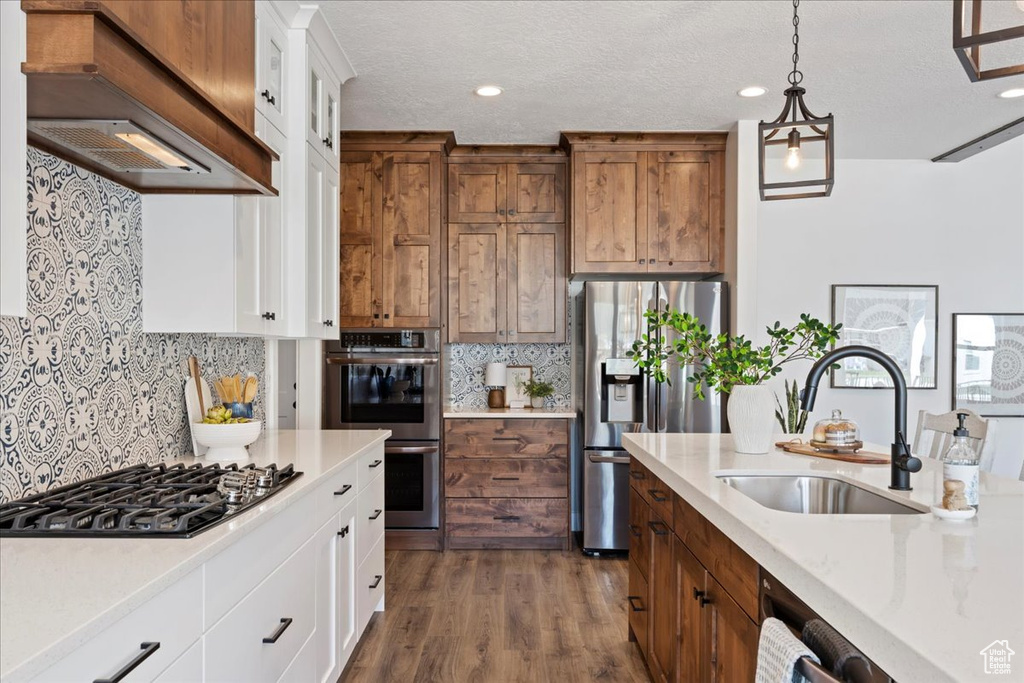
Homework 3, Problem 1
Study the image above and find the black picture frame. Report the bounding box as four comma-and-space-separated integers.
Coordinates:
952, 313, 1024, 418
830, 284, 939, 390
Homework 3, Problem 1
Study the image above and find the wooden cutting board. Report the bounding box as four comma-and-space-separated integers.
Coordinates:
774, 440, 890, 465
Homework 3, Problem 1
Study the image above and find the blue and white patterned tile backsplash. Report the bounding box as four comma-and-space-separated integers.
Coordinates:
445, 342, 572, 409
0, 149, 265, 503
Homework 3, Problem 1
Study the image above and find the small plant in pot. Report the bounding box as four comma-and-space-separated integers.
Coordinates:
631, 312, 840, 454
520, 376, 555, 409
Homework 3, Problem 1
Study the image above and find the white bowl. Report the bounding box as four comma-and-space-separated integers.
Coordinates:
191, 420, 262, 462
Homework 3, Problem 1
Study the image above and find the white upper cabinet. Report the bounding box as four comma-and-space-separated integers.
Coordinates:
0, 1, 27, 317
255, 7, 288, 135
306, 46, 341, 169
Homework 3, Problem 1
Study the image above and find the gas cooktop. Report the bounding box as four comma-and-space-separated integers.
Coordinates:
0, 462, 302, 539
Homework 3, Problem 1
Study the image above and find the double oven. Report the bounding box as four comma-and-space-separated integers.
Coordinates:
324, 330, 440, 529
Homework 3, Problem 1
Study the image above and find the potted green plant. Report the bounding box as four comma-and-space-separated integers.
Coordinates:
520, 376, 555, 409
631, 312, 840, 453
775, 379, 810, 434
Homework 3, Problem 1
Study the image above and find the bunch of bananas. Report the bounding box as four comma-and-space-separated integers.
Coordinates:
202, 406, 251, 424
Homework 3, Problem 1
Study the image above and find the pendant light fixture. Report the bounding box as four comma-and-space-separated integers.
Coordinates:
952, 0, 1024, 82
758, 0, 834, 201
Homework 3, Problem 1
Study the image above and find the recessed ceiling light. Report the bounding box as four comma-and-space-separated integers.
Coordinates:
475, 85, 503, 97
998, 88, 1024, 99
738, 86, 768, 98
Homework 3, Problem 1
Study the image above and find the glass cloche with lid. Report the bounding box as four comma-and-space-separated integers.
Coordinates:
810, 409, 861, 451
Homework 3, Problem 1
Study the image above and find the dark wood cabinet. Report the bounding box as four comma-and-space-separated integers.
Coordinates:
339, 133, 454, 329
446, 148, 567, 343
562, 133, 727, 276
629, 456, 761, 683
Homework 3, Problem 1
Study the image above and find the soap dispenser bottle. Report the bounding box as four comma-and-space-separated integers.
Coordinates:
941, 412, 980, 510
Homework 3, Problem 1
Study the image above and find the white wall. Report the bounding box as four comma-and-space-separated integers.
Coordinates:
741, 131, 1024, 477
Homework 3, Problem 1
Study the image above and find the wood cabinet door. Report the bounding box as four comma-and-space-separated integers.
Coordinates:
628, 556, 650, 662
628, 484, 650, 579
381, 151, 441, 327
447, 224, 506, 342
507, 224, 565, 343
339, 152, 381, 328
448, 163, 507, 223
507, 163, 565, 223
647, 512, 676, 683
647, 150, 724, 274
706, 574, 759, 683
572, 151, 647, 273
676, 537, 706, 683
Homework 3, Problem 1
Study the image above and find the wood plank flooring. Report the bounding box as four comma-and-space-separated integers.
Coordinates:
340, 549, 651, 683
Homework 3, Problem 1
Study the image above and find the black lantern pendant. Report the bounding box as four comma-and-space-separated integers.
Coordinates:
758, 0, 835, 201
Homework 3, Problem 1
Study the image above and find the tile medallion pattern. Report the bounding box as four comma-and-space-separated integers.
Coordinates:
446, 342, 572, 409
0, 149, 265, 503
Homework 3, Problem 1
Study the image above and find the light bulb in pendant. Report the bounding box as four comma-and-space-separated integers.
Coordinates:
786, 129, 802, 170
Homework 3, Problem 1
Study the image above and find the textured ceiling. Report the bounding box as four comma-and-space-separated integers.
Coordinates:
322, 0, 1024, 159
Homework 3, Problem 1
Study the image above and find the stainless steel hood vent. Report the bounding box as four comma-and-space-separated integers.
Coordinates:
27, 120, 210, 175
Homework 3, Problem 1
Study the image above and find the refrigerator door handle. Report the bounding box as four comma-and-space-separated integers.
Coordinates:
587, 454, 631, 465
655, 295, 669, 432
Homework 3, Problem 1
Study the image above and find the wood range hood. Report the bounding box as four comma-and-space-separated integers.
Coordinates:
22, 0, 276, 195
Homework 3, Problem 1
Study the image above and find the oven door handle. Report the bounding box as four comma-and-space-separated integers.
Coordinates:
325, 357, 438, 366
384, 445, 440, 454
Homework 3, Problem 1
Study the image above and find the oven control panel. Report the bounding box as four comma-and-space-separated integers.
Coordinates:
336, 331, 427, 349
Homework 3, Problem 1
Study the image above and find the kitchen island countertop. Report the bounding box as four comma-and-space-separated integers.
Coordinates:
623, 433, 1024, 683
0, 428, 390, 681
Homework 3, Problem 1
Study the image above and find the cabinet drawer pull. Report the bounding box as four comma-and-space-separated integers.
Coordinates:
693, 588, 705, 601
627, 595, 645, 612
369, 459, 383, 468
334, 484, 352, 497
647, 521, 669, 536
338, 525, 350, 538
492, 476, 520, 481
262, 617, 293, 644
648, 488, 668, 503
369, 509, 382, 521
629, 470, 644, 480
369, 574, 383, 589
93, 642, 160, 683
627, 524, 641, 538
493, 515, 521, 522
508, 209, 517, 216
499, 209, 506, 215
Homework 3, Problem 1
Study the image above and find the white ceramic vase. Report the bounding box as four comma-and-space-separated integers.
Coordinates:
727, 385, 776, 454
531, 396, 545, 409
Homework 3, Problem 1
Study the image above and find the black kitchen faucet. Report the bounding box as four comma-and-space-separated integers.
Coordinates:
801, 345, 923, 491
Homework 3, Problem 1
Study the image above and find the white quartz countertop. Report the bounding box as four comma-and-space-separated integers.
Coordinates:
443, 406, 576, 419
0, 428, 390, 681
622, 433, 1024, 683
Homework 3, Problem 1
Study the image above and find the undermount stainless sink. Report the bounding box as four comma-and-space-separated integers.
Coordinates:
716, 474, 926, 515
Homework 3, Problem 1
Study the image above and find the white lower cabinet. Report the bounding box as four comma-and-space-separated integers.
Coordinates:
313, 504, 357, 683
153, 640, 203, 683
357, 534, 386, 637
278, 632, 317, 682
356, 468, 386, 562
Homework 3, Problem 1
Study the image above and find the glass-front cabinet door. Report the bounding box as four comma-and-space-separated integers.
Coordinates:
307, 48, 325, 152
255, 8, 287, 134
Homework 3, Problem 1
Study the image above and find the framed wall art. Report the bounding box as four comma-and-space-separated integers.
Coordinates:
953, 313, 1024, 417
505, 365, 533, 407
830, 285, 938, 389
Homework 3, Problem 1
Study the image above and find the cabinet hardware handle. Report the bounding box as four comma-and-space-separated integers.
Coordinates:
693, 588, 705, 601
334, 484, 352, 496
650, 259, 656, 264
493, 515, 521, 521
369, 509, 382, 520
374, 313, 380, 319
369, 459, 382, 468
323, 137, 333, 149
492, 476, 520, 481
647, 520, 669, 536
648, 488, 668, 502
369, 574, 383, 589
627, 524, 641, 538
629, 471, 644, 480
493, 436, 520, 441
383, 313, 390, 319
338, 525, 350, 538
93, 642, 160, 683
323, 320, 334, 327
498, 330, 504, 336
508, 209, 516, 216
509, 330, 516, 335
499, 209, 506, 215
627, 596, 645, 612
699, 596, 712, 607
262, 617, 293, 644
639, 259, 646, 265
668, 261, 674, 266
260, 89, 276, 105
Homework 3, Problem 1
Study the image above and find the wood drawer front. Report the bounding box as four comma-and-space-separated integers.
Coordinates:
674, 495, 759, 622
445, 418, 568, 458
628, 484, 650, 579
32, 570, 202, 683
645, 473, 675, 527
627, 557, 649, 661
446, 498, 568, 538
629, 456, 649, 494
445, 458, 567, 497
205, 537, 316, 683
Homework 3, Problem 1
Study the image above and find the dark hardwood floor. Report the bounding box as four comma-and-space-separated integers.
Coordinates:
340, 549, 651, 683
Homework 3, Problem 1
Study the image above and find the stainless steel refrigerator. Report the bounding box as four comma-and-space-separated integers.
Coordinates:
580, 281, 727, 553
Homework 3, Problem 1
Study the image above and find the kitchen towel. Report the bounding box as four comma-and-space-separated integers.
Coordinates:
803, 618, 870, 678
755, 617, 819, 683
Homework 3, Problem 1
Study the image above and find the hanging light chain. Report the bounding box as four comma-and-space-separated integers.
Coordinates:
789, 0, 803, 86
